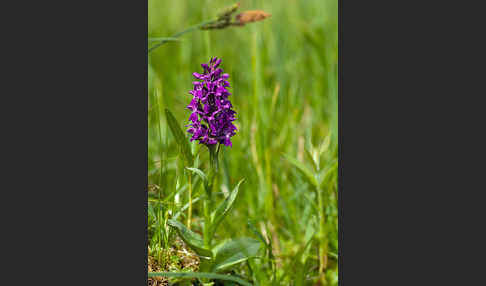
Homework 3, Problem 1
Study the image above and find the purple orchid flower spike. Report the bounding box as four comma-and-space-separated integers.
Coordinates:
186, 57, 237, 147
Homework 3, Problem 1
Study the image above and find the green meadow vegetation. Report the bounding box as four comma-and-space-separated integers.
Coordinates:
148, 0, 338, 285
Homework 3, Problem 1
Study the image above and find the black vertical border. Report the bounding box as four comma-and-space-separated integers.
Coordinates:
4, 0, 150, 284
338, 0, 343, 284
144, 0, 149, 281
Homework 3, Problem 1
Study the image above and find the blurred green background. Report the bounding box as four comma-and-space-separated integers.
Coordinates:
148, 0, 338, 284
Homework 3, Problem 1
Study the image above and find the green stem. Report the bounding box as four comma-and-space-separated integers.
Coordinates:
203, 199, 210, 249
316, 185, 327, 282
207, 144, 220, 201
203, 144, 220, 249
187, 173, 192, 229
149, 18, 218, 53
209, 144, 220, 174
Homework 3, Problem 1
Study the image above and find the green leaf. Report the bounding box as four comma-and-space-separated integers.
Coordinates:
283, 154, 318, 187
167, 219, 212, 257
319, 133, 331, 156
209, 179, 245, 239
279, 231, 316, 285
211, 237, 261, 272
173, 197, 201, 220
247, 220, 275, 271
186, 167, 210, 194
304, 147, 318, 171
165, 108, 193, 166
186, 167, 208, 182
148, 272, 252, 286
247, 220, 268, 247
318, 160, 338, 188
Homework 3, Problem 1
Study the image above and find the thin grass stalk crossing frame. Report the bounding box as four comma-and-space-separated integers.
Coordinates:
149, 19, 218, 53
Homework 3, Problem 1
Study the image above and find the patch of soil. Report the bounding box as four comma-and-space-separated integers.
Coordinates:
148, 239, 200, 286
148, 255, 168, 286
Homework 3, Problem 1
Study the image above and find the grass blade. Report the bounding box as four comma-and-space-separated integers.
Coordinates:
247, 220, 268, 247
186, 167, 208, 182
319, 133, 332, 156
148, 37, 180, 42
173, 197, 201, 219
148, 272, 253, 286
187, 167, 210, 194
283, 154, 318, 187
304, 147, 318, 171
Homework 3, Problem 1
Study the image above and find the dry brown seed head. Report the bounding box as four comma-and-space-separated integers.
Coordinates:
235, 10, 271, 25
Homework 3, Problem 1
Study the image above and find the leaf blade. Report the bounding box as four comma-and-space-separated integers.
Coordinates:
186, 167, 208, 182
209, 179, 245, 239
283, 154, 318, 187
165, 108, 193, 166
211, 237, 261, 272
167, 219, 212, 257
318, 133, 332, 156
148, 272, 252, 286
186, 167, 211, 194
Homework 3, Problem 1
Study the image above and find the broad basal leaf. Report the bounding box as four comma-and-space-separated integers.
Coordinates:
167, 219, 212, 258
211, 237, 261, 272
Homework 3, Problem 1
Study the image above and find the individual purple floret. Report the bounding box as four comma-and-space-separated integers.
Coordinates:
186, 57, 237, 147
